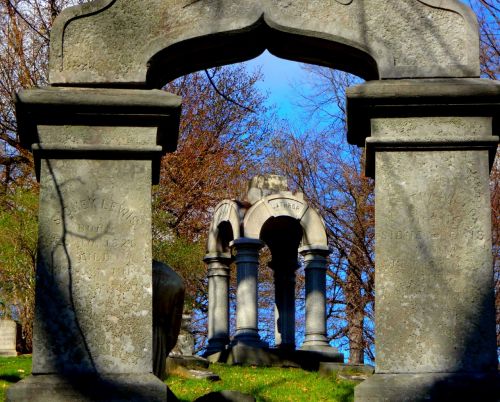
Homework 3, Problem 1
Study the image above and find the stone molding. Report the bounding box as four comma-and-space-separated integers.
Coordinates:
15, 87, 181, 184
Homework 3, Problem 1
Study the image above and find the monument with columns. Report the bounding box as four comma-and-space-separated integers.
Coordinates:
204, 175, 343, 364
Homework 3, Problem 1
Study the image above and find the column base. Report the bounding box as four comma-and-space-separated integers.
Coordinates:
203, 337, 230, 357
7, 373, 168, 402
232, 331, 269, 349
300, 335, 336, 354
355, 372, 500, 402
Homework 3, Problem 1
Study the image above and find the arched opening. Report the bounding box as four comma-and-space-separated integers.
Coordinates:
146, 18, 379, 88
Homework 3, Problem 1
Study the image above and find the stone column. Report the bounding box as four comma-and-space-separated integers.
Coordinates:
270, 258, 297, 350
203, 253, 231, 356
299, 245, 335, 352
8, 88, 181, 402
347, 80, 500, 401
231, 238, 268, 348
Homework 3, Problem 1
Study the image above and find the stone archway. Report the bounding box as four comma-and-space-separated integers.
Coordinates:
8, 1, 500, 401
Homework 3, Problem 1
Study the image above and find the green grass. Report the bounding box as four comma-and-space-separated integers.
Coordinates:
167, 364, 356, 402
0, 355, 32, 401
0, 356, 356, 402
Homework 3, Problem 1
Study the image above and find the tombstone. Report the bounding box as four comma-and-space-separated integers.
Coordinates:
7, 0, 500, 400
170, 312, 195, 357
0, 320, 17, 357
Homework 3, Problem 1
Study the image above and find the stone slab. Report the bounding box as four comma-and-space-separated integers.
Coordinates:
207, 345, 343, 370
0, 320, 17, 357
354, 373, 500, 402
6, 374, 167, 402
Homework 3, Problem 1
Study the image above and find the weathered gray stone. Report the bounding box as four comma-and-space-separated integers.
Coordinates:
345, 80, 500, 400
49, 1, 479, 86
8, 87, 181, 401
346, 78, 500, 148
152, 261, 185, 380
0, 320, 17, 357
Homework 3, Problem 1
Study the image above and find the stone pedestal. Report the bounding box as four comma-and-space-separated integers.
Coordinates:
347, 80, 500, 401
299, 246, 335, 353
204, 253, 232, 356
270, 258, 297, 350
0, 320, 17, 357
231, 238, 268, 348
8, 88, 181, 402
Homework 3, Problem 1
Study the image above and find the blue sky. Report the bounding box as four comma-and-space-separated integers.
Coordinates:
242, 51, 311, 124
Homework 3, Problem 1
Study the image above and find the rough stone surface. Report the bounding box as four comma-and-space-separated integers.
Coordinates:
49, 0, 478, 85
32, 155, 153, 375
374, 119, 497, 374
194, 390, 255, 402
0, 320, 17, 357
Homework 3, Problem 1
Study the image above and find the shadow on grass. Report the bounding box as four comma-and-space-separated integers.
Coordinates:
0, 374, 23, 383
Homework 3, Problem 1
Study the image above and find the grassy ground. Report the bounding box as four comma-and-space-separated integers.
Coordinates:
0, 356, 32, 401
0, 356, 355, 402
167, 364, 355, 402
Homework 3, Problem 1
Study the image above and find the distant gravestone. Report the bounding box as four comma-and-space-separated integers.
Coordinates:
0, 320, 17, 357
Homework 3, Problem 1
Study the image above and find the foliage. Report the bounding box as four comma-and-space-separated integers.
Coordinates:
167, 364, 356, 402
0, 355, 32, 401
0, 188, 37, 351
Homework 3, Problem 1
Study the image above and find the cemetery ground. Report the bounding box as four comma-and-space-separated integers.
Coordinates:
0, 355, 356, 402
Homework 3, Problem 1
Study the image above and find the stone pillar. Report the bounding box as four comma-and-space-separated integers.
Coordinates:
299, 245, 335, 352
231, 238, 267, 348
204, 253, 231, 356
270, 258, 297, 350
347, 80, 500, 401
8, 88, 181, 402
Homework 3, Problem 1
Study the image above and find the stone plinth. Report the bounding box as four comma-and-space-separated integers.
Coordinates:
8, 88, 181, 402
0, 320, 17, 357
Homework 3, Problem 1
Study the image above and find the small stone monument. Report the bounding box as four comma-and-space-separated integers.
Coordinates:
0, 319, 17, 357
204, 175, 343, 366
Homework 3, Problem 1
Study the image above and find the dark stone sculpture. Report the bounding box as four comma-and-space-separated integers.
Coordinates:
152, 260, 185, 380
